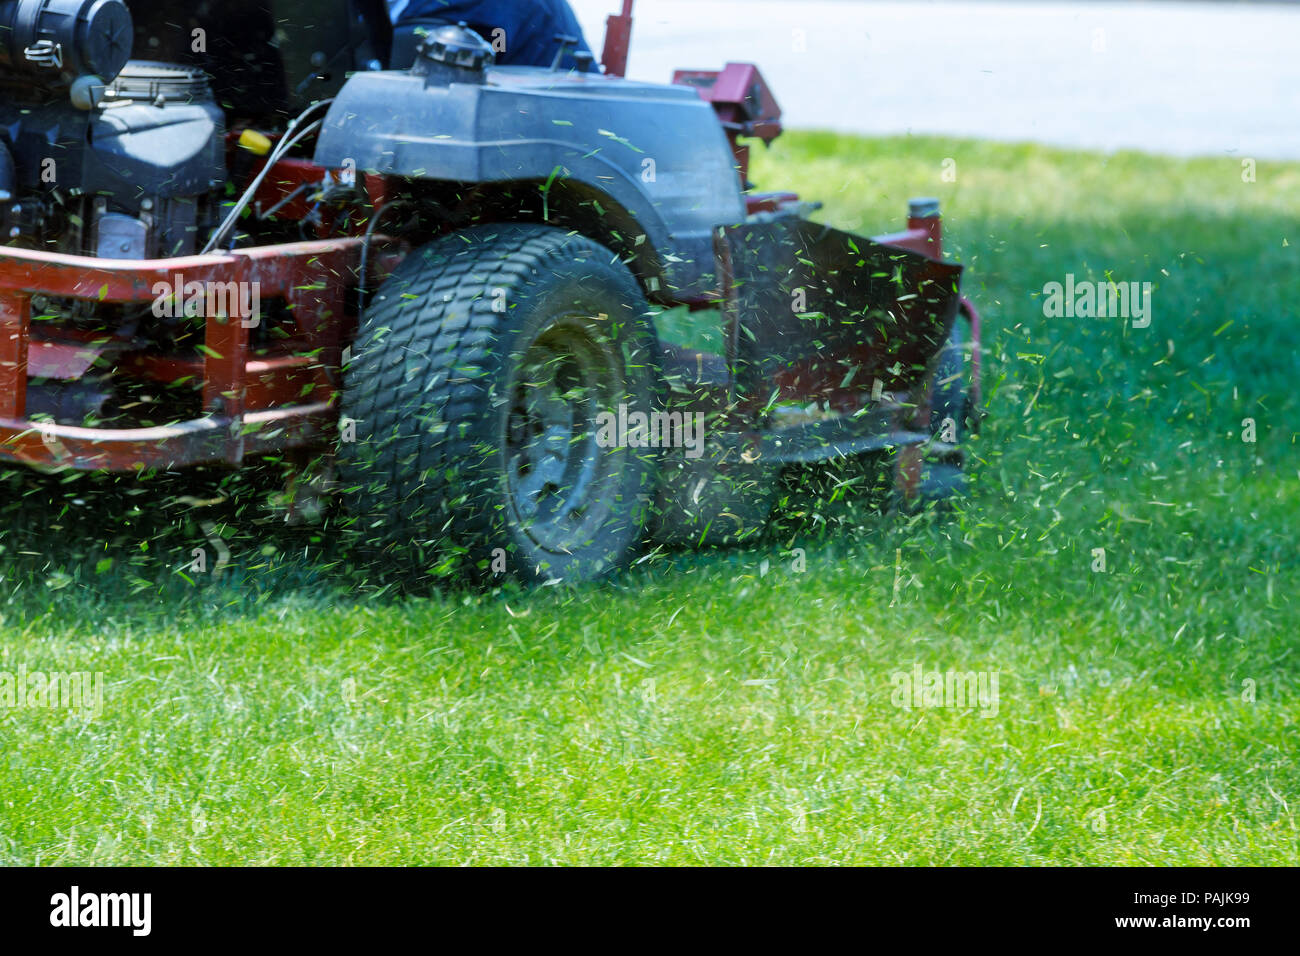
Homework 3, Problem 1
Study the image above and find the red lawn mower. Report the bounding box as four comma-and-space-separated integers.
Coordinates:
0, 0, 981, 582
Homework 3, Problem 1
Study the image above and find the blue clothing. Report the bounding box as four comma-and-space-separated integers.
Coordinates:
387, 1, 596, 70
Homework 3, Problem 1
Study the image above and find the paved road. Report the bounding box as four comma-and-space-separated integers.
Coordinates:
571, 0, 1300, 158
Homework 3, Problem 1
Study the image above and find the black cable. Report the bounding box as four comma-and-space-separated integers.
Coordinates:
357, 199, 413, 314
202, 100, 333, 254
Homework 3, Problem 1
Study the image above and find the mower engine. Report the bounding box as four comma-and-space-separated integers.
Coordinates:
0, 0, 226, 260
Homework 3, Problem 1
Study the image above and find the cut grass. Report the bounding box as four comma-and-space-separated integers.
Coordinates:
0, 133, 1296, 865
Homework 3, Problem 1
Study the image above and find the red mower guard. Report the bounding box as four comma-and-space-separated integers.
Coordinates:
0, 238, 366, 472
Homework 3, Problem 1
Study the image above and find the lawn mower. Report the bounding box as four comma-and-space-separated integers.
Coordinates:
0, 0, 982, 583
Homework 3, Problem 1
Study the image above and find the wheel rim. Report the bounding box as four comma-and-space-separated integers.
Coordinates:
505, 315, 628, 557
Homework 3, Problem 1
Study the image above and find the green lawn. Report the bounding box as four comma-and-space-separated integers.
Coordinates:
0, 133, 1296, 865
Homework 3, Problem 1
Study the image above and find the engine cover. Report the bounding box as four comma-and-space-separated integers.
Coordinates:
0, 60, 224, 256
87, 97, 224, 199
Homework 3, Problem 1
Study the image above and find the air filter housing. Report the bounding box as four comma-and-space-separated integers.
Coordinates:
0, 0, 133, 90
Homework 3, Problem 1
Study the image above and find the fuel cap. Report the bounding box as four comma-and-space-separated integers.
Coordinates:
413, 21, 495, 82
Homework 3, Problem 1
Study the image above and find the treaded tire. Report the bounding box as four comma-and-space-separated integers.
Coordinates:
893, 314, 976, 511
929, 314, 975, 446
338, 223, 660, 584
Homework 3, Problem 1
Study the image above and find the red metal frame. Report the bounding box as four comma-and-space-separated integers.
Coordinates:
233, 153, 390, 237
601, 1, 635, 77
673, 62, 783, 187
0, 238, 373, 471
875, 211, 944, 260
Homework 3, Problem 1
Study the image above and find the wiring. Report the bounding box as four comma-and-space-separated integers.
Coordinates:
357, 199, 413, 313
201, 99, 334, 255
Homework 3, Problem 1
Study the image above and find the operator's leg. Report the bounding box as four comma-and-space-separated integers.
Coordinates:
388, 1, 596, 71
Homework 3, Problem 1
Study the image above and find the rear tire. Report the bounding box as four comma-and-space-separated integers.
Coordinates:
338, 223, 660, 584
929, 314, 975, 446
893, 313, 976, 510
